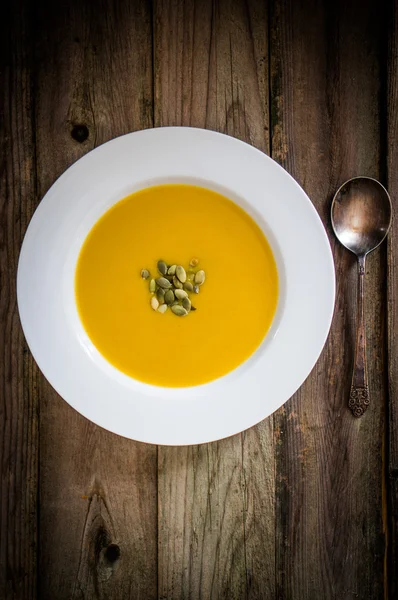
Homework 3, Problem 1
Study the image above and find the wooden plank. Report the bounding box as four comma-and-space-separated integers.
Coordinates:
0, 2, 39, 599
33, 2, 157, 598
154, 1, 275, 598
153, 0, 269, 152
271, 0, 386, 598
387, 1, 398, 597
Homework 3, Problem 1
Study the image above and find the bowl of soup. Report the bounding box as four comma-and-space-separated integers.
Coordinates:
17, 127, 335, 444
75, 183, 279, 387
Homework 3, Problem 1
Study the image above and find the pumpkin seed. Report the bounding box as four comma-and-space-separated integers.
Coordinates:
143, 258, 204, 317
157, 260, 168, 275
141, 268, 150, 279
175, 289, 188, 300
173, 276, 183, 289
176, 265, 186, 283
156, 277, 172, 289
182, 297, 191, 312
171, 305, 188, 317
164, 290, 175, 305
194, 270, 205, 285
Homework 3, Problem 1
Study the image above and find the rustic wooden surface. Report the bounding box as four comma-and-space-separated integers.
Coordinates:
388, 0, 398, 597
0, 0, 396, 599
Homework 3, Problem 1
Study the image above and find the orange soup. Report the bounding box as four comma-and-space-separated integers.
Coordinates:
75, 184, 278, 387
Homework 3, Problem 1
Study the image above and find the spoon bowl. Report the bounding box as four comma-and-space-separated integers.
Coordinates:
331, 176, 392, 417
331, 176, 391, 257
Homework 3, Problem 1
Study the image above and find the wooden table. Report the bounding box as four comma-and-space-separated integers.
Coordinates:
1, 0, 397, 598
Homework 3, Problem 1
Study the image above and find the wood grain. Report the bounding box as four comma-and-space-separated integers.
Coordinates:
387, 0, 398, 597
154, 1, 275, 598
34, 1, 157, 598
154, 0, 269, 151
1, 0, 396, 597
271, 0, 386, 598
0, 2, 39, 599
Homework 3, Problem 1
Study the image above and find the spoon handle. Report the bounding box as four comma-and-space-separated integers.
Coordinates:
349, 255, 369, 417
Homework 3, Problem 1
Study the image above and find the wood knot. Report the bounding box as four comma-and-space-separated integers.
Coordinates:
71, 124, 89, 143
105, 543, 120, 563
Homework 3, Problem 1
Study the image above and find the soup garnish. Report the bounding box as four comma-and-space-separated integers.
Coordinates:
141, 258, 206, 316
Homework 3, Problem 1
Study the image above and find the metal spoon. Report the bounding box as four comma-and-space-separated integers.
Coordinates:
331, 176, 392, 417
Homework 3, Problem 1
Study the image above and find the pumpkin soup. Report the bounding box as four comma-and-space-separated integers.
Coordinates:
75, 184, 278, 387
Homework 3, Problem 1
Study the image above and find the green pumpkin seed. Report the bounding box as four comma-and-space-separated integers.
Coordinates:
156, 277, 172, 289
157, 260, 168, 275
143, 258, 204, 317
175, 289, 188, 300
182, 297, 191, 312
171, 305, 188, 317
164, 290, 175, 305
194, 270, 205, 285
176, 265, 186, 283
173, 276, 183, 289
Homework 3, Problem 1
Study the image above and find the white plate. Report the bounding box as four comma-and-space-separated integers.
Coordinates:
17, 127, 335, 445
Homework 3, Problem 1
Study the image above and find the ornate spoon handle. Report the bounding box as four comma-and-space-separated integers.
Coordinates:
349, 255, 369, 417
